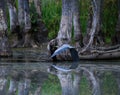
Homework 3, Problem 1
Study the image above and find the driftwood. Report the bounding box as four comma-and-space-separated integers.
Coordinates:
79, 45, 120, 60
48, 38, 120, 60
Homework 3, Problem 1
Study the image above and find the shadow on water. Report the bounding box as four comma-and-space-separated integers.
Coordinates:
0, 47, 120, 95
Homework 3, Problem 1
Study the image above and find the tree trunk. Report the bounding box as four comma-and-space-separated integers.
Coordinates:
94, 0, 104, 46
13, 0, 25, 47
34, 0, 42, 17
0, 0, 12, 57
72, 0, 83, 49
49, 0, 83, 56
24, 0, 31, 33
18, 0, 24, 32
83, 0, 104, 51
13, 0, 37, 48
57, 0, 73, 46
57, 0, 83, 47
12, 0, 47, 48
23, 0, 33, 47
82, 0, 104, 53
8, 0, 19, 33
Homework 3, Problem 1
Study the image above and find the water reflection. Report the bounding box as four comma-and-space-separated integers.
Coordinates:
0, 48, 120, 95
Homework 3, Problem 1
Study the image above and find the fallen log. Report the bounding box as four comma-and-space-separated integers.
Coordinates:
79, 46, 120, 60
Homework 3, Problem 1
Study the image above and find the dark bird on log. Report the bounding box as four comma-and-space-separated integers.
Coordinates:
51, 44, 79, 69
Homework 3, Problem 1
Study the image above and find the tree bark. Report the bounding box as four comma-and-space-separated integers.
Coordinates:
23, 0, 32, 47
57, 0, 83, 47
48, 0, 83, 58
24, 0, 31, 33
81, 0, 103, 53
13, 0, 37, 48
57, 0, 73, 46
0, 0, 12, 57
12, 0, 47, 48
8, 0, 19, 33
34, 0, 42, 17
72, 0, 83, 49
18, 0, 24, 32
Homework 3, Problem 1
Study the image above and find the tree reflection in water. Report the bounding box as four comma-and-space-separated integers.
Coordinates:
0, 43, 119, 95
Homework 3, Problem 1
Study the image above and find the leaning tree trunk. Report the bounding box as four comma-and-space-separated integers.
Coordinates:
81, 0, 103, 53
0, 0, 12, 57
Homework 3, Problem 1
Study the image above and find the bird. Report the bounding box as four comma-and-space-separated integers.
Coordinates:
50, 44, 79, 69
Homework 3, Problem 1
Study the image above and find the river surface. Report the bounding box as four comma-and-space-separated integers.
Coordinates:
0, 45, 120, 95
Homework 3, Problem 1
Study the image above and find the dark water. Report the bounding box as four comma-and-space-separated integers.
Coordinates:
0, 47, 120, 95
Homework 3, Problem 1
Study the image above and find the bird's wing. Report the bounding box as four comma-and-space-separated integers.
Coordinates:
51, 44, 74, 58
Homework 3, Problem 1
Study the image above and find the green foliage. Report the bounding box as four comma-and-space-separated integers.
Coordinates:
6, 0, 118, 41
41, 0, 61, 39
80, 0, 91, 35
102, 0, 117, 43
29, 2, 40, 32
